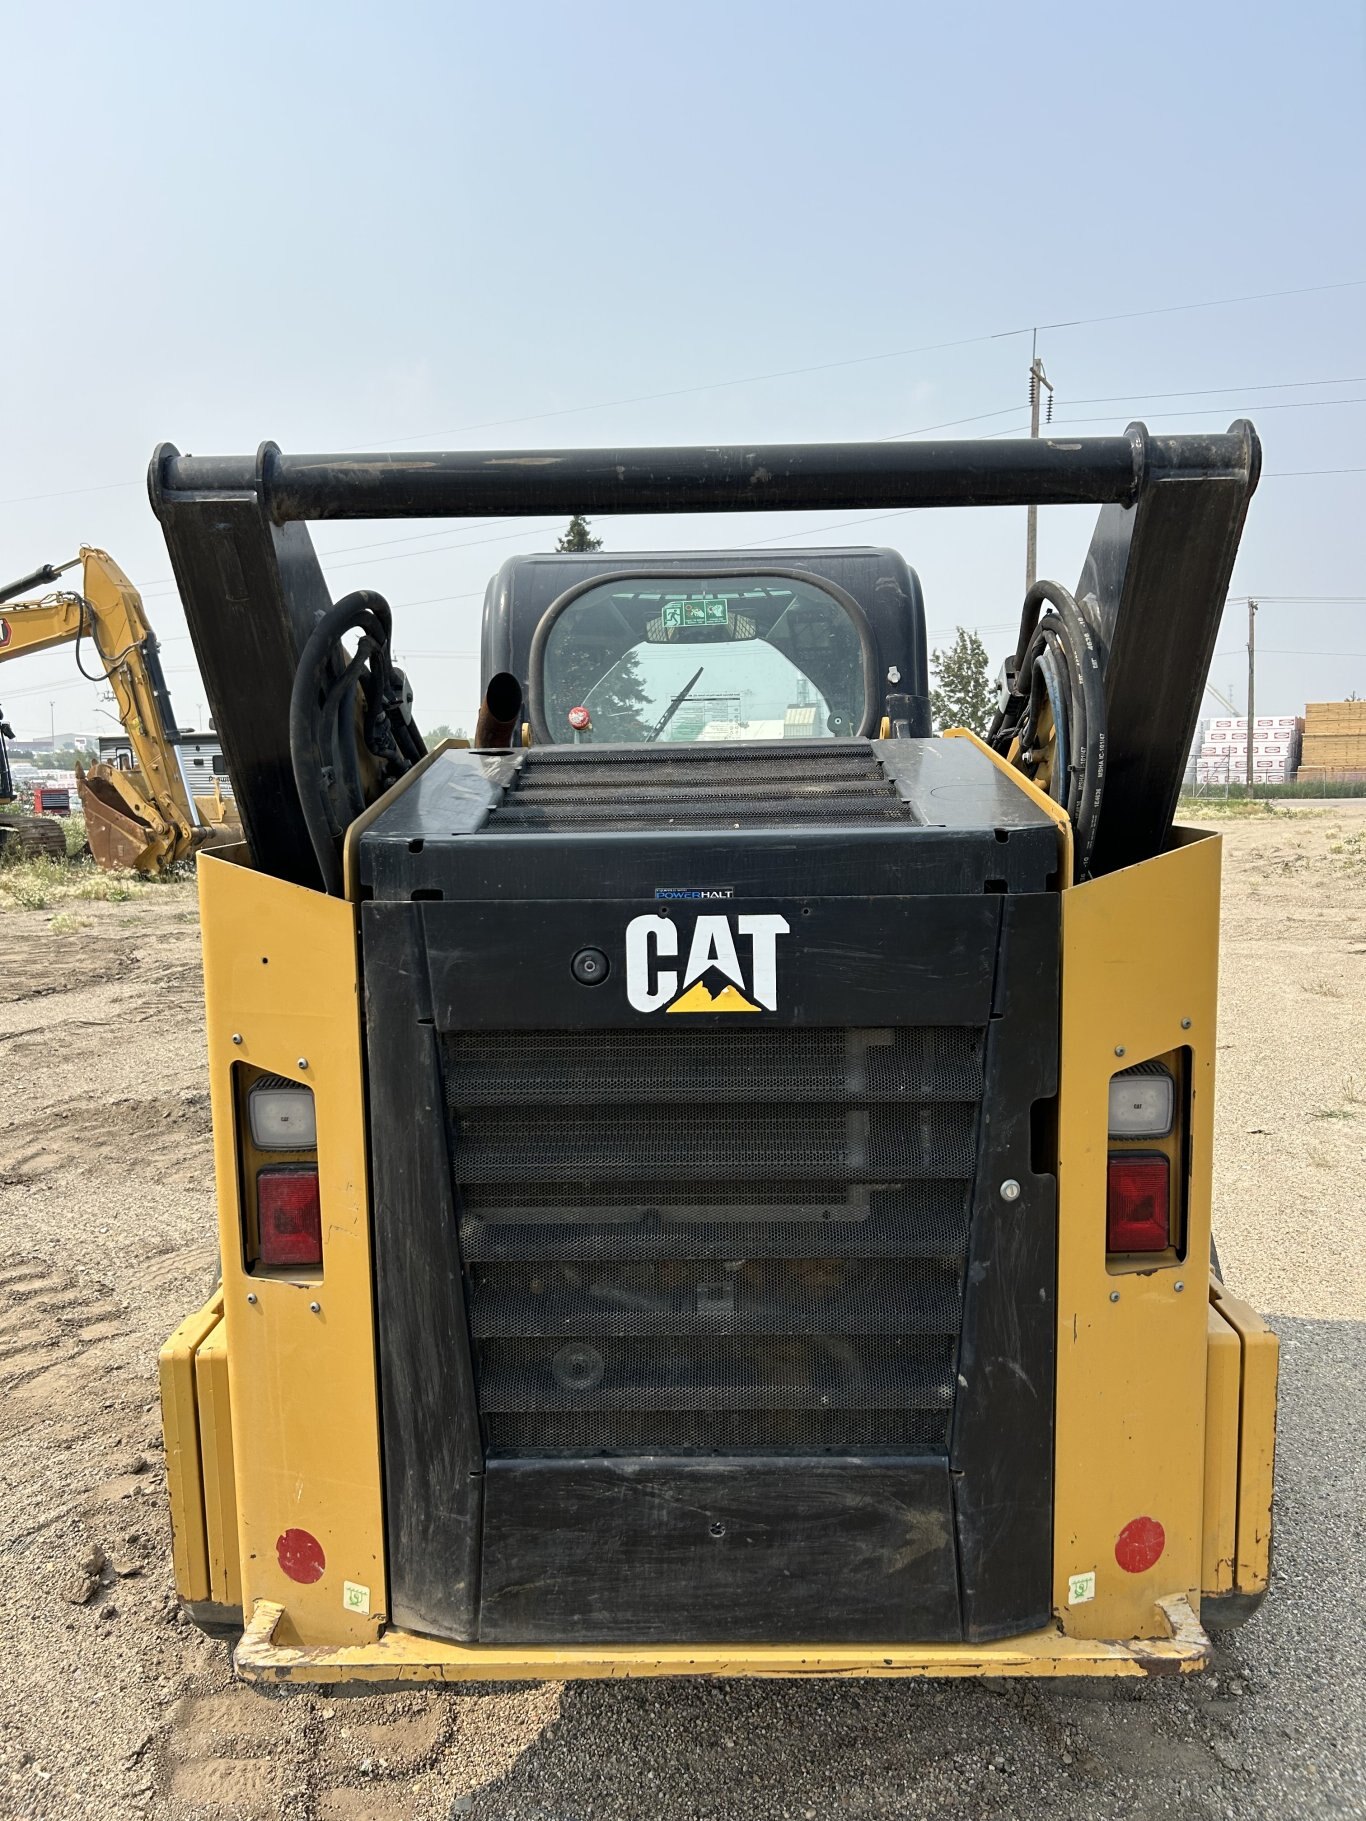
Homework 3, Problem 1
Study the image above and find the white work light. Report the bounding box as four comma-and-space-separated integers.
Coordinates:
248, 1079, 317, 1150
1107, 1067, 1174, 1139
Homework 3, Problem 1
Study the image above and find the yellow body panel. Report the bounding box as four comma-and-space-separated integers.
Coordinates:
195, 1320, 242, 1609
158, 1295, 223, 1603
199, 850, 386, 1647
236, 1594, 1210, 1684
1053, 828, 1221, 1638
179, 778, 1276, 1679
1202, 1302, 1241, 1595
1212, 1281, 1279, 1594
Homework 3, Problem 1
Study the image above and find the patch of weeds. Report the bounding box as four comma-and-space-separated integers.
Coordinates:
70, 875, 140, 903
49, 910, 92, 935
4, 874, 51, 909
1312, 1107, 1356, 1121
62, 812, 89, 859
1180, 797, 1304, 820
0, 856, 67, 910
0, 852, 151, 910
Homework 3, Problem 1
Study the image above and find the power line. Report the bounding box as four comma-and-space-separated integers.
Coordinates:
1059, 373, 1366, 407
1218, 647, 1366, 660
368, 279, 1366, 445
1044, 396, 1366, 430
1020, 277, 1366, 336
882, 403, 1027, 439
135, 520, 567, 596
0, 477, 140, 509
1263, 466, 1366, 480
5, 276, 1362, 511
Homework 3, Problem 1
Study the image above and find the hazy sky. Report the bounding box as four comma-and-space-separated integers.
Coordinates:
3, 0, 1363, 741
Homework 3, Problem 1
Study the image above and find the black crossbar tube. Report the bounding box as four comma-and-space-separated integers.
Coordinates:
153, 434, 1162, 522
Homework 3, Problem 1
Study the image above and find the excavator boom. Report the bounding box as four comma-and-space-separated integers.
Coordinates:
0, 548, 231, 872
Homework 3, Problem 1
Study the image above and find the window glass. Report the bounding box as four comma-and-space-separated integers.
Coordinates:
540, 575, 867, 744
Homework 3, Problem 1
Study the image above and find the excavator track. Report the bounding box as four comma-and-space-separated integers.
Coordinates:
0, 812, 68, 862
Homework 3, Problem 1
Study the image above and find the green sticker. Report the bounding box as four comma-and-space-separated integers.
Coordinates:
662, 595, 730, 630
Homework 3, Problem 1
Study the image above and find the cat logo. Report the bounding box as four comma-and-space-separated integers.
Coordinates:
625, 912, 790, 1014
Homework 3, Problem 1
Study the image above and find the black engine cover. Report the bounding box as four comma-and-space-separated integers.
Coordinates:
358, 738, 1060, 1646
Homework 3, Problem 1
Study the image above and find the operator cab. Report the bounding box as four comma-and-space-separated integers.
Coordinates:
480, 549, 932, 746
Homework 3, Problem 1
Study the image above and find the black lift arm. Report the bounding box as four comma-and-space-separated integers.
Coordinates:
149, 424, 1259, 890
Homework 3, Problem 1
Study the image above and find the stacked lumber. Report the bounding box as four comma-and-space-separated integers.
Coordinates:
1298, 701, 1366, 782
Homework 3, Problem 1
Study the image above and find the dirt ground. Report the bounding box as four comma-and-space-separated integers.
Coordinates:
0, 805, 1363, 1821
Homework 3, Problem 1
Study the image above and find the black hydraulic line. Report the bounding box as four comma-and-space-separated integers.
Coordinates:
1036, 636, 1070, 806
71, 595, 146, 683
289, 591, 406, 897
990, 578, 1107, 879
319, 642, 375, 833
392, 700, 424, 766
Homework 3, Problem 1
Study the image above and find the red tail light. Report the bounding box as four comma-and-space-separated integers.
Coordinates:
257, 1167, 322, 1268
1106, 1154, 1170, 1252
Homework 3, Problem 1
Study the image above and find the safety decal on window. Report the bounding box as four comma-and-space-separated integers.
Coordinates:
661, 596, 730, 630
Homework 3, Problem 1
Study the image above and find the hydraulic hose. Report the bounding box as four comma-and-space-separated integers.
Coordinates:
289, 590, 425, 896
988, 578, 1107, 879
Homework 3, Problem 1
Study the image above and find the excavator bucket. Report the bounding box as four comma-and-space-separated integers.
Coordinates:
76, 763, 174, 874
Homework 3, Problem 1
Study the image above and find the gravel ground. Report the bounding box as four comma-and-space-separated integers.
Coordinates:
0, 803, 1362, 1821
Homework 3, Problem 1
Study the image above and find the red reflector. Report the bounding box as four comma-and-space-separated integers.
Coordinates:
1115, 1514, 1166, 1574
257, 1167, 322, 1267
277, 1526, 326, 1584
1106, 1154, 1170, 1252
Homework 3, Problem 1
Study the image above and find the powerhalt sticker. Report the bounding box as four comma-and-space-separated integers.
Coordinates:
1067, 1570, 1096, 1605
343, 1580, 371, 1615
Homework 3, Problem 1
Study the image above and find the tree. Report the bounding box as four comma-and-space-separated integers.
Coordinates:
557, 515, 603, 552
929, 627, 996, 736
548, 644, 650, 740
422, 723, 468, 745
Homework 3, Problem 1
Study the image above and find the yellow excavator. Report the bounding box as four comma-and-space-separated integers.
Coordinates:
0, 547, 236, 871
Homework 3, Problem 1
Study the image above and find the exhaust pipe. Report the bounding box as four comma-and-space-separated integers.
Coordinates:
474, 672, 523, 749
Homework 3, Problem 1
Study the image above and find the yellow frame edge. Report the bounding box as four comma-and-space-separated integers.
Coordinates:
236, 1594, 1210, 1684
158, 1292, 224, 1603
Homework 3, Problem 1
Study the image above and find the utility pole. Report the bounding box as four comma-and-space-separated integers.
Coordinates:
1025, 330, 1054, 595
49, 700, 55, 753
1245, 599, 1258, 797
